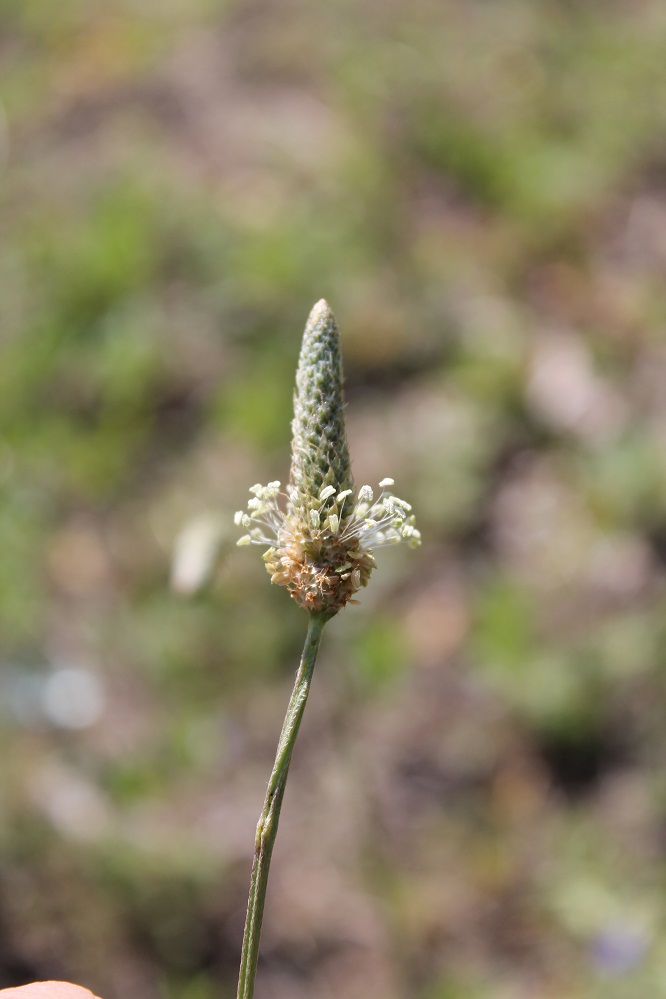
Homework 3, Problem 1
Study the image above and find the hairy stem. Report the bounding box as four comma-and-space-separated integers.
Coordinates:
236, 611, 328, 999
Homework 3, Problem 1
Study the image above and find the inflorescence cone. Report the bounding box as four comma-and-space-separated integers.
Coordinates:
235, 300, 420, 615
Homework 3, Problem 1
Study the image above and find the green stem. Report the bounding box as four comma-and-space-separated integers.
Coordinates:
236, 611, 328, 999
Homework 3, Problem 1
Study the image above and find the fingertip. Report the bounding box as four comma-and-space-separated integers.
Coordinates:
0, 983, 102, 999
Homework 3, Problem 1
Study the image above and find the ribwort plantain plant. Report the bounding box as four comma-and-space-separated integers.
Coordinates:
234, 300, 420, 999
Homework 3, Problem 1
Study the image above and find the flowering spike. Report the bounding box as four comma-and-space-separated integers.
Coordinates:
289, 300, 352, 519
234, 302, 420, 615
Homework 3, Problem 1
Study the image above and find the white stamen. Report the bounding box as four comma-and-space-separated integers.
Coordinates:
234, 475, 420, 567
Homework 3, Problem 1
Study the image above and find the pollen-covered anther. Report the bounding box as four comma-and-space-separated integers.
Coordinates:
234, 474, 419, 610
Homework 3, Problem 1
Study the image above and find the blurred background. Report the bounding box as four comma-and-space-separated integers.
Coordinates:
2, 1, 666, 997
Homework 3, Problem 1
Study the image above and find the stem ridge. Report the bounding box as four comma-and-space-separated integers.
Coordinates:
236, 612, 328, 999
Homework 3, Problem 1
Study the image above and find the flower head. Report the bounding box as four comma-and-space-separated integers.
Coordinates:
235, 301, 420, 615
